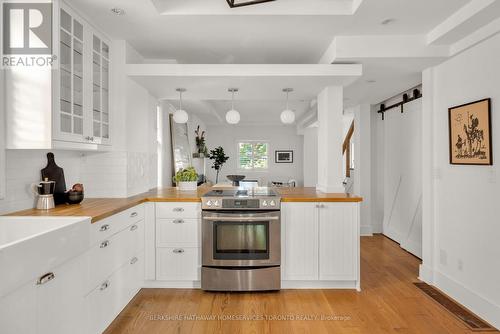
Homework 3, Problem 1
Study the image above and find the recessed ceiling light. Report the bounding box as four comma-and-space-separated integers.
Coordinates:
366, 79, 377, 84
381, 18, 396, 25
110, 7, 125, 15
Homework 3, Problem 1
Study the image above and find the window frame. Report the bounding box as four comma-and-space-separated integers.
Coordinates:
236, 140, 270, 172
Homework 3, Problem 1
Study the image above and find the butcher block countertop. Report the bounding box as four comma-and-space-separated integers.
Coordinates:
5, 187, 362, 223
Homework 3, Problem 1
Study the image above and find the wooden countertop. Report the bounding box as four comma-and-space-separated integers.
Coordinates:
276, 187, 363, 202
5, 187, 362, 223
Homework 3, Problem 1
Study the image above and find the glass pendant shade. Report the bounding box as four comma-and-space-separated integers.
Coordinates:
226, 109, 240, 124
226, 88, 240, 124
173, 109, 189, 124
281, 88, 295, 124
280, 109, 295, 124
173, 88, 188, 124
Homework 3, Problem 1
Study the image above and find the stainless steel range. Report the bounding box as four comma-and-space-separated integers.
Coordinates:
201, 187, 281, 291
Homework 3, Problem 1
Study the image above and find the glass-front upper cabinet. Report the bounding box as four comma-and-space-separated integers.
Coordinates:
58, 8, 84, 140
91, 34, 110, 144
55, 4, 111, 147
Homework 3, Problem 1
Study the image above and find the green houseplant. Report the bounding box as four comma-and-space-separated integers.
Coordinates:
208, 146, 229, 184
173, 167, 198, 191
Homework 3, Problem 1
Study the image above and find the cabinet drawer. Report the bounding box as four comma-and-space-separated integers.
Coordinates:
87, 254, 141, 334
87, 220, 144, 291
156, 247, 199, 281
91, 205, 144, 244
156, 218, 199, 247
156, 203, 200, 219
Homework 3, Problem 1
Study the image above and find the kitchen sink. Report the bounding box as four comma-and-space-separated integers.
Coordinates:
0, 216, 91, 298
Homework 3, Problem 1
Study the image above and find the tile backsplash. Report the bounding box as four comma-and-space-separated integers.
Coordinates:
0, 150, 82, 214
0, 149, 156, 215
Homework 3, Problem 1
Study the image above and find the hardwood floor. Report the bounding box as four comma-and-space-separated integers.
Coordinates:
105, 235, 492, 334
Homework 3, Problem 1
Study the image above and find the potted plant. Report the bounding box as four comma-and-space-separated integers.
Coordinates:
194, 126, 208, 157
173, 167, 198, 191
208, 146, 229, 184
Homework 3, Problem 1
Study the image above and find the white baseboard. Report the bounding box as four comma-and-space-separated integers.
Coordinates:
433, 270, 500, 330
360, 225, 373, 236
143, 280, 360, 291
418, 264, 434, 283
281, 280, 359, 290
371, 223, 383, 234
144, 280, 201, 288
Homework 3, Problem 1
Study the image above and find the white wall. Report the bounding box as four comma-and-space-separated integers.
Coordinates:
370, 105, 384, 233
205, 125, 303, 186
0, 69, 5, 200
421, 33, 500, 329
303, 127, 318, 187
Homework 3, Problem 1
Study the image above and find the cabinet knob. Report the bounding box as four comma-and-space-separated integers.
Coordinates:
130, 257, 139, 265
100, 240, 110, 248
99, 224, 110, 232
130, 212, 138, 218
173, 207, 184, 212
173, 248, 185, 254
36, 272, 55, 285
173, 219, 184, 224
130, 224, 138, 231
100, 280, 110, 291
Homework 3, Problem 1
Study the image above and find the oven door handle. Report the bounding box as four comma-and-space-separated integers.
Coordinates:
203, 216, 279, 222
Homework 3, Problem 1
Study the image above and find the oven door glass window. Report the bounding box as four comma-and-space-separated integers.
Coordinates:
213, 221, 269, 260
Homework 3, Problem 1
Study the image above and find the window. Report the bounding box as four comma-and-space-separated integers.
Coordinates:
238, 142, 269, 170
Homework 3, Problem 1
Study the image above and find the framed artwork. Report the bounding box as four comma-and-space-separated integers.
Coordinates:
275, 150, 293, 163
448, 98, 492, 165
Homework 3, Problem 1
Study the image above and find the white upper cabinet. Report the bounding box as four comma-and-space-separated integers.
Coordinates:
5, 2, 111, 150
54, 4, 112, 148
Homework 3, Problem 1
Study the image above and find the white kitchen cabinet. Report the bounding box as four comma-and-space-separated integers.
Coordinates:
87, 251, 144, 334
318, 203, 358, 281
54, 3, 112, 147
281, 202, 319, 280
38, 255, 87, 334
156, 247, 200, 281
0, 281, 37, 334
281, 202, 360, 288
0, 255, 86, 334
5, 1, 112, 150
154, 203, 201, 284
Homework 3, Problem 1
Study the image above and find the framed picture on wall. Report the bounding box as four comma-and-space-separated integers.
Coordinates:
448, 98, 492, 165
275, 150, 293, 163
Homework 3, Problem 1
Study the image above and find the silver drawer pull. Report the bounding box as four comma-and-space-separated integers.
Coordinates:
130, 212, 138, 218
99, 224, 110, 232
100, 280, 110, 291
130, 257, 139, 265
36, 272, 55, 285
173, 219, 184, 224
100, 240, 110, 248
173, 207, 184, 212
173, 248, 185, 254
130, 224, 138, 231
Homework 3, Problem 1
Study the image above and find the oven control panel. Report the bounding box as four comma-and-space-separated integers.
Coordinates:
201, 197, 280, 210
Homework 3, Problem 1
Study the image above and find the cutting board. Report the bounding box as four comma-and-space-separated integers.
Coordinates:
41, 152, 67, 205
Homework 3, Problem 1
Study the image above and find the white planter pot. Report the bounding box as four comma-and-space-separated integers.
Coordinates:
177, 181, 198, 191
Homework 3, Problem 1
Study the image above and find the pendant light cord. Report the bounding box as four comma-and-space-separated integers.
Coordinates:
179, 90, 183, 110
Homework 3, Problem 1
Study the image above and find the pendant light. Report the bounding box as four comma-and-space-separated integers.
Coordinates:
280, 88, 295, 124
173, 88, 189, 124
226, 88, 240, 124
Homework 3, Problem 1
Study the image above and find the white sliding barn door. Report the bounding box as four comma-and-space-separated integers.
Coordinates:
382, 99, 422, 258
